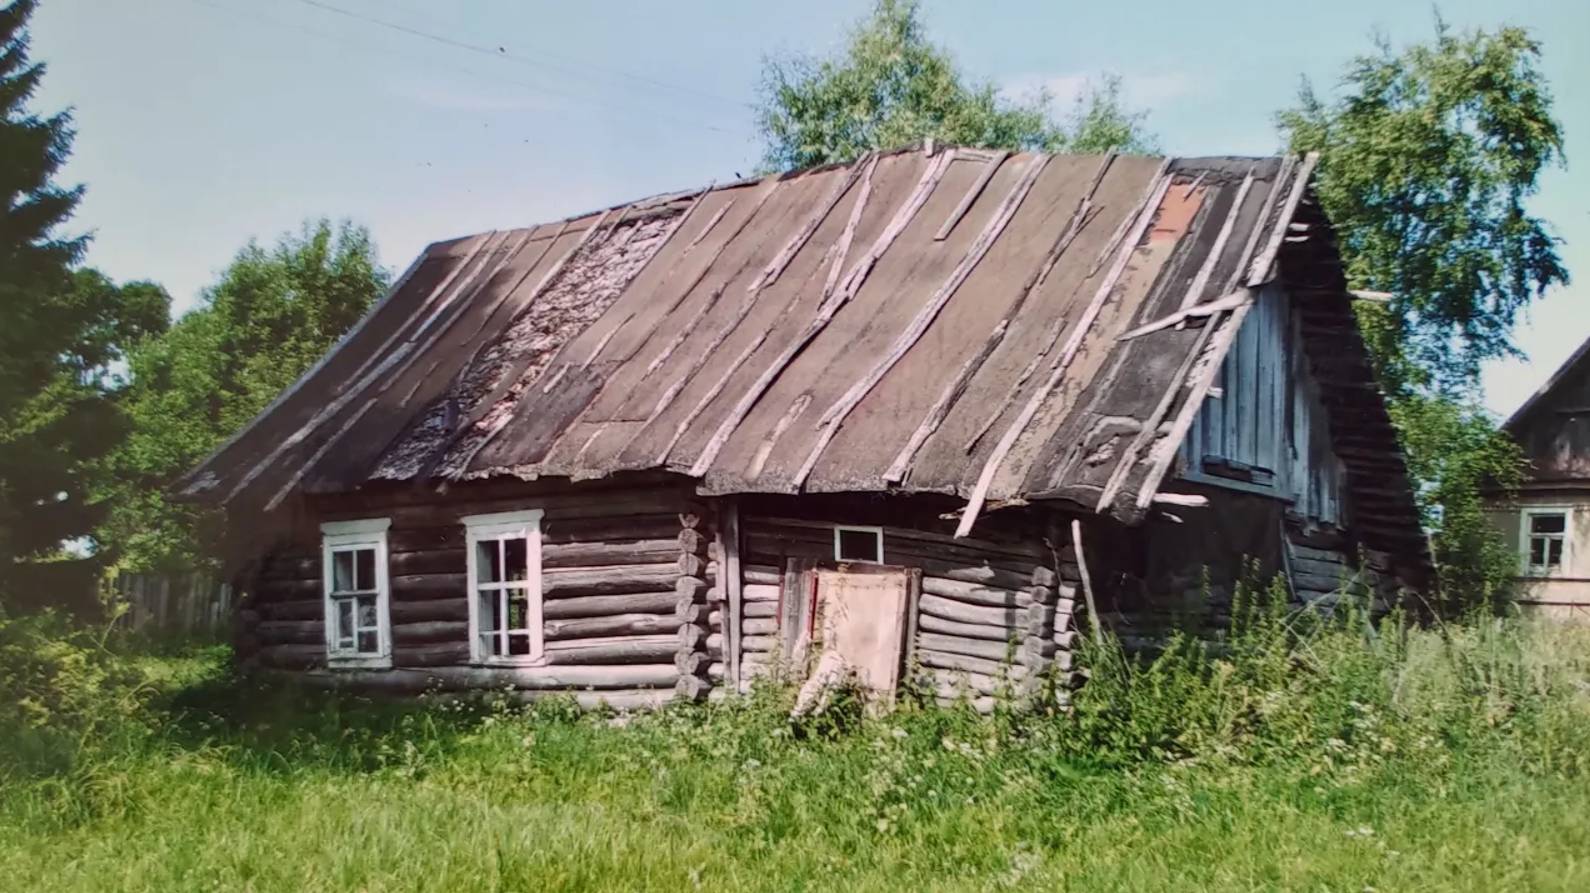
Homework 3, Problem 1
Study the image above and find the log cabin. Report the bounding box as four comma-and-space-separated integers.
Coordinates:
177, 147, 1430, 709
1488, 338, 1590, 621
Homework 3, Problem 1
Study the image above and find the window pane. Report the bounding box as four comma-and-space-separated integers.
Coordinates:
476, 539, 502, 583
477, 588, 502, 632
357, 596, 377, 630
1547, 538, 1564, 568
507, 591, 528, 631
507, 633, 531, 656
837, 528, 880, 562
504, 536, 528, 582
355, 548, 375, 591
336, 598, 355, 646
333, 551, 355, 592
357, 630, 378, 653
479, 632, 498, 657
1531, 513, 1566, 534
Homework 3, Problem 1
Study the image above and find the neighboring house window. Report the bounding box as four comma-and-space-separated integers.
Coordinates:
320, 518, 392, 667
833, 525, 884, 564
464, 510, 545, 663
1521, 509, 1570, 576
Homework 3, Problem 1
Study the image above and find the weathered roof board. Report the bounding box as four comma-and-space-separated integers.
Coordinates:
179, 146, 1426, 575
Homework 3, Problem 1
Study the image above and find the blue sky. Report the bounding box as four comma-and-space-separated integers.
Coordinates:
29, 0, 1590, 417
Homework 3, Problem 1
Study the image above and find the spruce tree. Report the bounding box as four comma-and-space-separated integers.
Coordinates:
0, 0, 168, 581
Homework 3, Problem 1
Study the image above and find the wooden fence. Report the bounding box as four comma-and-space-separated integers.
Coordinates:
112, 572, 237, 638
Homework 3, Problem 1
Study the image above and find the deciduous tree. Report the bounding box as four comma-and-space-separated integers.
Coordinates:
97, 221, 387, 571
756, 0, 1154, 171
1280, 20, 1563, 606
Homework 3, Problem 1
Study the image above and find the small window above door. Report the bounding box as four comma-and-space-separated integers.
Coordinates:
833, 525, 883, 564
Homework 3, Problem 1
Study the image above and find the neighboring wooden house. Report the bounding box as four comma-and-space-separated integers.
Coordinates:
178, 147, 1429, 709
1489, 339, 1590, 621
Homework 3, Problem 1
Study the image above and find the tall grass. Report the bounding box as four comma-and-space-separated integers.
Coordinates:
2, 589, 1588, 892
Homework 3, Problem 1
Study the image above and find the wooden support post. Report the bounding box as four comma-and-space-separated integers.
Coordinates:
722, 499, 743, 692
1071, 519, 1103, 647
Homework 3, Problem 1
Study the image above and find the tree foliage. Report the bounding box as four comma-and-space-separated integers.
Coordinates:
98, 221, 388, 572
1280, 20, 1566, 397
755, 0, 1154, 171
1280, 20, 1561, 607
0, 0, 170, 579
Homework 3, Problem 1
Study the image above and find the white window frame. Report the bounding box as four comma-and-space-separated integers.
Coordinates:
320, 518, 393, 669
464, 509, 546, 665
833, 524, 884, 564
1519, 506, 1572, 577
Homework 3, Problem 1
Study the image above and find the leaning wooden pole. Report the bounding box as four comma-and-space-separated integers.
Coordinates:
1071, 519, 1104, 647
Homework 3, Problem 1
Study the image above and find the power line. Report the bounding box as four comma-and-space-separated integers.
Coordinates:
183, 0, 746, 137
293, 0, 752, 111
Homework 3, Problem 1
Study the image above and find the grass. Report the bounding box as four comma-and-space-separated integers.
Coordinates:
3, 598, 1589, 891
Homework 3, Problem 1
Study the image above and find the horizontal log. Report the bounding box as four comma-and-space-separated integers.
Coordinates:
707, 661, 725, 682
918, 592, 1023, 627
257, 578, 319, 599
312, 664, 680, 690
544, 613, 678, 640
925, 669, 1038, 697
745, 515, 1046, 561
921, 576, 1034, 608
384, 515, 686, 553
712, 602, 777, 625
1289, 556, 1350, 577
389, 549, 462, 577
741, 618, 778, 635
392, 620, 467, 645
542, 591, 679, 620
917, 631, 1033, 663
545, 564, 682, 599
742, 565, 782, 585
255, 644, 324, 670
255, 620, 323, 645
394, 642, 468, 667
1291, 571, 1352, 592
743, 601, 778, 619
743, 582, 780, 602
916, 648, 1028, 679
549, 539, 685, 568
390, 598, 468, 624
356, 494, 689, 532
742, 634, 777, 653
917, 613, 1018, 643
544, 635, 678, 665
391, 573, 464, 600
257, 599, 323, 621
260, 555, 318, 582
287, 670, 680, 709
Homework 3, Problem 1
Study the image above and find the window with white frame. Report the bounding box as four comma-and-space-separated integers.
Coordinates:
320, 518, 392, 667
464, 510, 545, 663
1522, 509, 1570, 576
833, 525, 883, 563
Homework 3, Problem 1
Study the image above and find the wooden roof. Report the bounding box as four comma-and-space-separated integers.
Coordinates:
178, 146, 1425, 560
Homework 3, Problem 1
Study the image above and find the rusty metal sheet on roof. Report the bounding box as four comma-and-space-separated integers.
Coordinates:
177, 147, 1417, 553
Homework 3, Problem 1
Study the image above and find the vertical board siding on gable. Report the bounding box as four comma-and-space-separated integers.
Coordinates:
1179, 287, 1345, 525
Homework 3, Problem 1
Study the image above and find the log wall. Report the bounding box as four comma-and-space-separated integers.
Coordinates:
237, 476, 716, 706
729, 499, 1082, 709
